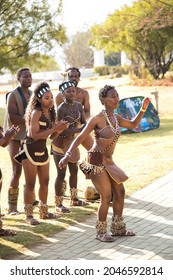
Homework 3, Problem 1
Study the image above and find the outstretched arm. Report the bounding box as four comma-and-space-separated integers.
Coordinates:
117, 97, 151, 129
59, 116, 96, 169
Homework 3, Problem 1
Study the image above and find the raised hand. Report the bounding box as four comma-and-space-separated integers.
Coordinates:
141, 97, 151, 111
4, 125, 20, 140
54, 120, 69, 134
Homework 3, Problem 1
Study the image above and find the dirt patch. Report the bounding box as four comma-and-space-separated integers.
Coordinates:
130, 78, 173, 87
0, 76, 173, 114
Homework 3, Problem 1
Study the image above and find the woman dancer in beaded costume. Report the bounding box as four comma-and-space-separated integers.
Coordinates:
14, 81, 69, 225
52, 80, 88, 213
59, 85, 151, 242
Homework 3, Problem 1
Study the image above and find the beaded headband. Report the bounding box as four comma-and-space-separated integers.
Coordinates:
37, 86, 50, 98
59, 81, 75, 93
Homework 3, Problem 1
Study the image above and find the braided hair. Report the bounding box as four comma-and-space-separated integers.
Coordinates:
25, 81, 56, 130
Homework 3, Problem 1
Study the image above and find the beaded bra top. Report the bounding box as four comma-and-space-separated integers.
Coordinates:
89, 110, 120, 155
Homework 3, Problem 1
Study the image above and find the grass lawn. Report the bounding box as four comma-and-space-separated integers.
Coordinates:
0, 78, 173, 259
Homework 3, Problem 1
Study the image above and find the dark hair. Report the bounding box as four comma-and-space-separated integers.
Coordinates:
59, 80, 75, 93
16, 67, 30, 79
66, 67, 81, 77
25, 81, 56, 129
99, 85, 115, 100
34, 81, 50, 98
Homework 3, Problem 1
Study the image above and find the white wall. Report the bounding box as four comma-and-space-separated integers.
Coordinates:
94, 49, 105, 67
121, 51, 131, 66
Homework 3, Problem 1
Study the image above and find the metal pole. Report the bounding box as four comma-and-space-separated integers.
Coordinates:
151, 89, 159, 113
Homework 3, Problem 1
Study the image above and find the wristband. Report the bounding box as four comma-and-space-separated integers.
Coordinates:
65, 151, 72, 157
140, 108, 146, 113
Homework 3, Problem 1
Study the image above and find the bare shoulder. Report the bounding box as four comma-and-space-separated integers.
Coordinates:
57, 102, 66, 110
76, 87, 89, 96
90, 112, 102, 123
76, 87, 90, 106
7, 90, 16, 102
7, 90, 18, 110
56, 91, 63, 98
31, 108, 42, 118
55, 91, 63, 106
75, 101, 83, 109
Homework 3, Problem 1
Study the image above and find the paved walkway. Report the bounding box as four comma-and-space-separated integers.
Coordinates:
10, 171, 173, 260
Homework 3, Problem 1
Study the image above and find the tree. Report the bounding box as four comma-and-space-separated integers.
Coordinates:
0, 0, 67, 73
22, 53, 60, 72
62, 31, 94, 68
89, 0, 173, 79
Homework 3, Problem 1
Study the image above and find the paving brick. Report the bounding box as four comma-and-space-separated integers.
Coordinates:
6, 171, 173, 260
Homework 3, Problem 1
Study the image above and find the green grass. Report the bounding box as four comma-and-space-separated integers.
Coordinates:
0, 83, 173, 259
115, 113, 173, 195
0, 205, 98, 258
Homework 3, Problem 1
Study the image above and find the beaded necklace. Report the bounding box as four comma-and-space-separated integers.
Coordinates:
58, 102, 78, 138
64, 101, 80, 128
65, 101, 77, 119
41, 109, 52, 129
102, 109, 120, 141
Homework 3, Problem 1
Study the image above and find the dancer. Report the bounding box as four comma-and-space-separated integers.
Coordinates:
56, 67, 90, 119
14, 81, 69, 225
55, 67, 94, 197
52, 80, 88, 213
3, 67, 38, 214
59, 85, 151, 242
56, 67, 93, 150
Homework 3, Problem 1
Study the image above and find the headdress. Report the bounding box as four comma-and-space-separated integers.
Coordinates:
66, 67, 81, 77
59, 81, 75, 93
37, 86, 50, 98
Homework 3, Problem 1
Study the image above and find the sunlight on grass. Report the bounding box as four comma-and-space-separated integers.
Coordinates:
0, 203, 98, 259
